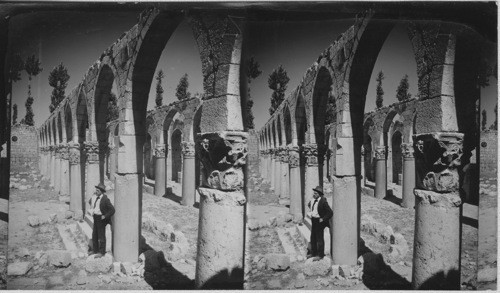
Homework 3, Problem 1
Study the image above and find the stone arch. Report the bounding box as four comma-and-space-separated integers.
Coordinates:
57, 112, 63, 144
94, 64, 116, 144
312, 66, 333, 147
276, 114, 283, 147
64, 103, 73, 143
295, 94, 307, 146
283, 104, 292, 145
76, 87, 89, 144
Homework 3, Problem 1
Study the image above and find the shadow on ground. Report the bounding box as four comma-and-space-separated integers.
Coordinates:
359, 239, 411, 290
140, 236, 193, 289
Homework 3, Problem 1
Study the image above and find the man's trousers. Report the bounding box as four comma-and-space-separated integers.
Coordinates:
92, 215, 106, 255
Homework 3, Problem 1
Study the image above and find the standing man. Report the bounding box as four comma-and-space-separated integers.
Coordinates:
307, 185, 333, 260
89, 182, 115, 258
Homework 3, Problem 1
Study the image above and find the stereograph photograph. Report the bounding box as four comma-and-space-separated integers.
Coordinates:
0, 1, 497, 290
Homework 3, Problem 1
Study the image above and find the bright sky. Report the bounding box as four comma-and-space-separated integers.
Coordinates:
8, 9, 497, 132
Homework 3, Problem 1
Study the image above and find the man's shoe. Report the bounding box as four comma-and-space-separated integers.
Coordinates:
306, 254, 315, 259
312, 256, 322, 262
94, 253, 103, 259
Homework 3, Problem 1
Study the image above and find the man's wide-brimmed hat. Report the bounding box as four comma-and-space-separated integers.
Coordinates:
312, 185, 324, 195
95, 183, 106, 193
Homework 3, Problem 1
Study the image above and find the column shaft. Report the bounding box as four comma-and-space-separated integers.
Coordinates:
50, 149, 55, 185
374, 146, 387, 199
288, 146, 302, 219
331, 175, 359, 265
274, 150, 281, 196
181, 142, 195, 206
54, 150, 61, 193
401, 143, 416, 208
154, 145, 166, 197
270, 154, 275, 189
69, 143, 83, 215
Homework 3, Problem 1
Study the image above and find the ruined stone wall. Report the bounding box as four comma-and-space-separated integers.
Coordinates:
11, 124, 38, 167
480, 130, 497, 178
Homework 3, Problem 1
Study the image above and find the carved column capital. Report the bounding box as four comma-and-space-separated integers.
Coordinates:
154, 144, 167, 158
413, 132, 464, 193
302, 144, 318, 166
182, 141, 196, 158
197, 131, 247, 191
84, 141, 99, 164
401, 143, 415, 158
374, 146, 386, 160
287, 145, 301, 168
279, 147, 289, 163
59, 144, 69, 160
54, 145, 62, 158
48, 145, 55, 153
68, 143, 81, 165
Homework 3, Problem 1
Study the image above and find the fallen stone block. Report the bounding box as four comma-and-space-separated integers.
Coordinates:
113, 262, 121, 274
303, 257, 331, 276
8, 262, 32, 276
379, 226, 394, 243
331, 264, 340, 277
266, 253, 290, 271
121, 262, 134, 276
390, 233, 406, 246
388, 244, 409, 263
27, 216, 41, 227
73, 210, 83, 221
64, 210, 74, 219
47, 250, 72, 268
85, 253, 112, 273
48, 214, 58, 224
247, 222, 260, 231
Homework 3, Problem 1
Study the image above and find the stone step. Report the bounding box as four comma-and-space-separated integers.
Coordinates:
295, 220, 331, 257
276, 226, 307, 262
56, 224, 79, 251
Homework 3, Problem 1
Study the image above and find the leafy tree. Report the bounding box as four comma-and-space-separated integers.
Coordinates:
12, 104, 17, 125
155, 69, 164, 107
175, 73, 191, 100
245, 57, 262, 129
481, 109, 487, 131
489, 103, 498, 130
48, 63, 70, 113
268, 65, 290, 115
106, 92, 119, 122
396, 74, 411, 102
24, 55, 43, 126
375, 70, 384, 109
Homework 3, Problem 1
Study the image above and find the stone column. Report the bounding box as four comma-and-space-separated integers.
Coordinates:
50, 146, 55, 185
279, 148, 290, 200
361, 146, 366, 187
412, 133, 463, 290
274, 147, 282, 196
181, 141, 196, 206
288, 145, 302, 220
386, 146, 393, 187
154, 144, 166, 197
60, 144, 70, 196
374, 146, 387, 199
84, 141, 100, 212
269, 150, 275, 190
69, 143, 83, 215
260, 151, 267, 178
109, 145, 117, 181
302, 144, 319, 214
195, 132, 247, 289
54, 145, 62, 193
166, 145, 172, 182
401, 143, 416, 208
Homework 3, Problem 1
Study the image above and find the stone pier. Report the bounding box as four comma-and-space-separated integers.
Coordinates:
279, 148, 290, 200
109, 145, 117, 181
303, 144, 319, 214
401, 143, 415, 208
50, 146, 55, 186
154, 144, 166, 197
361, 146, 366, 187
84, 142, 100, 211
274, 148, 281, 196
288, 145, 302, 220
54, 146, 62, 193
374, 146, 387, 199
411, 133, 463, 290
181, 141, 196, 206
270, 151, 275, 190
69, 143, 83, 215
60, 144, 70, 195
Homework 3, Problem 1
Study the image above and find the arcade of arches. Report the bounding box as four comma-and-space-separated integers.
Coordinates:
34, 7, 491, 290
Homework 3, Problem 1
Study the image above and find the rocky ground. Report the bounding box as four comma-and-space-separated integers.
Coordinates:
478, 176, 497, 290
0, 212, 6, 289
6, 163, 199, 290
244, 167, 480, 290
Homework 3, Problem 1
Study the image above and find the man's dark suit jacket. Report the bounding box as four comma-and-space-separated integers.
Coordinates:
88, 194, 115, 225
308, 196, 333, 227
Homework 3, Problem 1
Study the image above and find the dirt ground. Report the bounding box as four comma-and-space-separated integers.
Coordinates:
478, 176, 497, 290
6, 164, 200, 290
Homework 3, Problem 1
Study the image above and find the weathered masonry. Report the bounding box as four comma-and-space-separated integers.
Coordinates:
257, 10, 493, 290
36, 8, 246, 289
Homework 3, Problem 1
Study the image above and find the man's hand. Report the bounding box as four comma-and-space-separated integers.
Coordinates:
319, 218, 323, 223
101, 215, 105, 220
